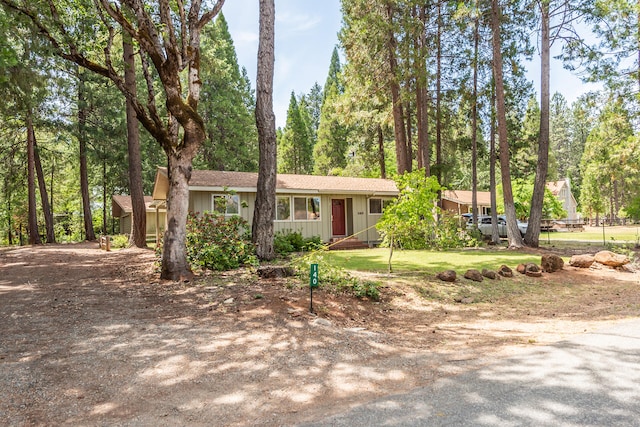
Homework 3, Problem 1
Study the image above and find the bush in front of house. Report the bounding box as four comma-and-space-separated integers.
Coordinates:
274, 230, 324, 255
185, 212, 257, 271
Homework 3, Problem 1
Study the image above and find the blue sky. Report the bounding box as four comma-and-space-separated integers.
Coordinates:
222, 0, 342, 128
221, 1, 599, 128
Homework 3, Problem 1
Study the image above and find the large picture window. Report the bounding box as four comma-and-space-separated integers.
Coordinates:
212, 194, 239, 215
276, 196, 291, 221
369, 198, 392, 215
293, 196, 321, 220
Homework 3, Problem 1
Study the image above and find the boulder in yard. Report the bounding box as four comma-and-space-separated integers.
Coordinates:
569, 254, 595, 268
436, 270, 457, 282
594, 251, 630, 268
498, 265, 513, 277
464, 269, 484, 282
482, 269, 499, 280
541, 254, 564, 273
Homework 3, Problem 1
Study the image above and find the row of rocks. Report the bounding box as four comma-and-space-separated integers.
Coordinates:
437, 265, 513, 283
436, 250, 632, 283
437, 254, 565, 283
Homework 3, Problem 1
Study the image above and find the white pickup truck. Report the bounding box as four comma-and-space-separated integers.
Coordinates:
466, 215, 527, 237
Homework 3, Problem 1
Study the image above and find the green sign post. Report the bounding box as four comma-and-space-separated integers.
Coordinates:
309, 263, 319, 313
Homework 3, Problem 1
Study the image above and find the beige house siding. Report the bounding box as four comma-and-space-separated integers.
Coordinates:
184, 190, 387, 244
151, 168, 399, 245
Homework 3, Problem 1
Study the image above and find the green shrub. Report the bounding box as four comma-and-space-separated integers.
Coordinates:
110, 234, 130, 249
185, 212, 257, 271
291, 251, 380, 301
274, 230, 325, 255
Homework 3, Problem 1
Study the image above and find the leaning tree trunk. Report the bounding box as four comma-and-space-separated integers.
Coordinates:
525, 0, 550, 248
491, 0, 523, 248
26, 115, 41, 245
34, 138, 55, 243
252, 0, 277, 261
123, 33, 147, 248
78, 70, 96, 241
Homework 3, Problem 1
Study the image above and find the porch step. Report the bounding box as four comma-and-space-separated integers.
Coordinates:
328, 237, 370, 250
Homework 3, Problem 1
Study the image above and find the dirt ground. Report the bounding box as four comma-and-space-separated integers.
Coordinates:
1, 242, 639, 426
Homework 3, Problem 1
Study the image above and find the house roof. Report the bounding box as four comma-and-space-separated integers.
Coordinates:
112, 195, 159, 217
545, 180, 567, 196
154, 167, 399, 198
442, 190, 491, 206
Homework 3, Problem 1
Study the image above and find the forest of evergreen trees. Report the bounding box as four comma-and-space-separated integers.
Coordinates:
1, 0, 640, 248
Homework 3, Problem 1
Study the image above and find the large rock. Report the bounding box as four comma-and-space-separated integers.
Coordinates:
518, 262, 542, 278
482, 269, 499, 280
464, 269, 484, 282
594, 251, 630, 268
569, 254, 595, 268
436, 270, 457, 282
541, 254, 564, 273
498, 265, 513, 277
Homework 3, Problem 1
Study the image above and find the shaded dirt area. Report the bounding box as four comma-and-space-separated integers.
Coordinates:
1, 243, 639, 426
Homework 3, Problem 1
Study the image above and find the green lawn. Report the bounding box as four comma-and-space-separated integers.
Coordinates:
538, 225, 640, 244
321, 248, 543, 274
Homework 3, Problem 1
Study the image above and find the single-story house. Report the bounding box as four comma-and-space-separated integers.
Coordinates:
441, 190, 492, 216
112, 195, 166, 243
546, 178, 579, 220
151, 167, 399, 246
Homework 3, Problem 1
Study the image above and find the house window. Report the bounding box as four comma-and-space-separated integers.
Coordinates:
212, 194, 239, 215
276, 196, 291, 221
294, 197, 320, 220
369, 198, 392, 215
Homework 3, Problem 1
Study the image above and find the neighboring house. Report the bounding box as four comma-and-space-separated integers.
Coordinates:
546, 178, 579, 220
442, 190, 493, 216
112, 195, 166, 243
151, 167, 399, 246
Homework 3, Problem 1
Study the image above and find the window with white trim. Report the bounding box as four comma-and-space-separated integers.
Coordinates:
293, 196, 321, 220
369, 198, 392, 215
212, 194, 239, 215
276, 196, 291, 221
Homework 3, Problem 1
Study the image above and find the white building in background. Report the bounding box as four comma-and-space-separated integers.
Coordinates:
546, 178, 579, 220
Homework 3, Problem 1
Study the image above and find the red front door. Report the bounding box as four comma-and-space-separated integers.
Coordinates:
332, 199, 346, 236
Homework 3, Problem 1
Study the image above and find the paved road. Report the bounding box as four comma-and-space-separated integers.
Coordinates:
300, 319, 640, 427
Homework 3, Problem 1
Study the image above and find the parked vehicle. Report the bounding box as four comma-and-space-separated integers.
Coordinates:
465, 215, 527, 237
